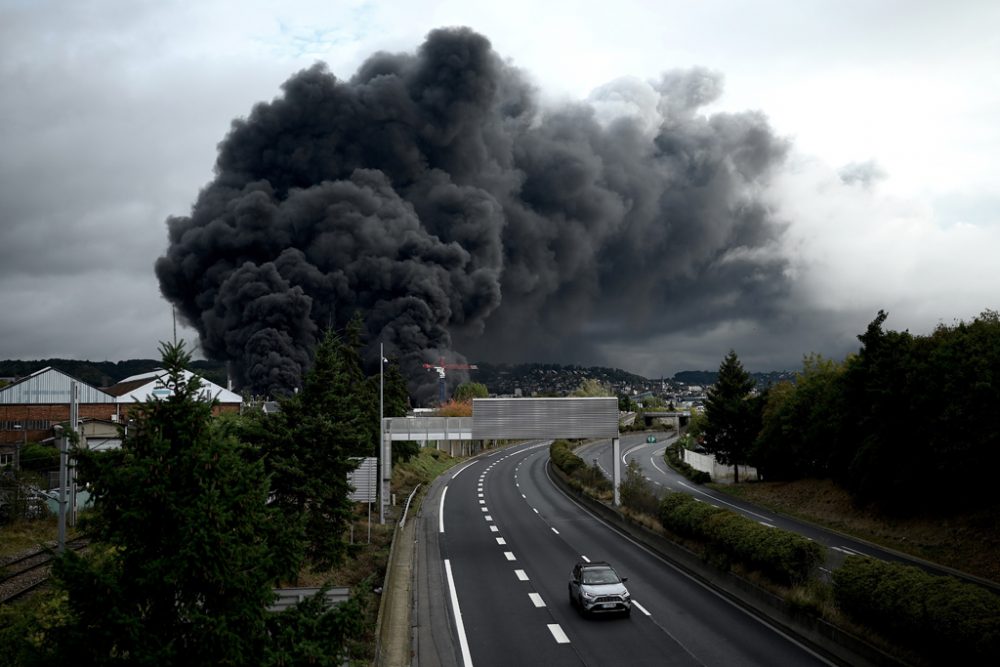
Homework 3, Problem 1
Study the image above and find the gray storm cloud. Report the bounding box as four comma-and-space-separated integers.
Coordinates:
156, 27, 791, 400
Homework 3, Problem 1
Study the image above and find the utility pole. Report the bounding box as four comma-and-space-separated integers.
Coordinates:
13, 424, 24, 472
68, 381, 79, 527
56, 424, 67, 554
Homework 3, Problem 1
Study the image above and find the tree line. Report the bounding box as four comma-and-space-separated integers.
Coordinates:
699, 310, 1000, 513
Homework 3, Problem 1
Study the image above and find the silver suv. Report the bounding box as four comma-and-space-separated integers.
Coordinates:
568, 561, 631, 617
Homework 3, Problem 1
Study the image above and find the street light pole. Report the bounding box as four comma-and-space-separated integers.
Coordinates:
378, 343, 385, 525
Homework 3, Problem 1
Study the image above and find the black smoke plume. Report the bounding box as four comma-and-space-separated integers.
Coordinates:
156, 27, 791, 401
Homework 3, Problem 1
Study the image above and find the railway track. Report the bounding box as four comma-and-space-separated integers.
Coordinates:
0, 538, 89, 604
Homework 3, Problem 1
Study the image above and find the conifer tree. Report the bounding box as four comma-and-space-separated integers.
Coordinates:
47, 342, 307, 665
702, 350, 759, 482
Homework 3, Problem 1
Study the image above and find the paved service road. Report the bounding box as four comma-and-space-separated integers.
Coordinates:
416, 441, 833, 667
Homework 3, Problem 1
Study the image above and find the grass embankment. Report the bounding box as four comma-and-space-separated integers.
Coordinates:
715, 479, 1000, 584
0, 516, 82, 560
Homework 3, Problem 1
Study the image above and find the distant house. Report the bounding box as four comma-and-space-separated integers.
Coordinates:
78, 418, 123, 451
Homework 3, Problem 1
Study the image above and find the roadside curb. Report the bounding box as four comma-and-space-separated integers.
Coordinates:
374, 491, 420, 666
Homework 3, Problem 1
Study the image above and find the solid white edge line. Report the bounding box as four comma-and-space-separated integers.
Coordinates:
678, 480, 773, 521
632, 600, 651, 616
439, 486, 448, 534
529, 592, 545, 608
451, 462, 475, 480
444, 559, 474, 667
547, 623, 570, 644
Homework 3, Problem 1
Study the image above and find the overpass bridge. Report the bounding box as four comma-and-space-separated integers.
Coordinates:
376, 397, 624, 519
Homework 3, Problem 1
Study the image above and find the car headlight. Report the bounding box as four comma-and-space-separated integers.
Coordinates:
582, 590, 597, 600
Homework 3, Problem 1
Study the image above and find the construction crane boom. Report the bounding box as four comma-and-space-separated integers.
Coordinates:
422, 357, 478, 404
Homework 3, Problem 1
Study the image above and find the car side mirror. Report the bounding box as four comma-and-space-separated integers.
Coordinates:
621, 577, 629, 583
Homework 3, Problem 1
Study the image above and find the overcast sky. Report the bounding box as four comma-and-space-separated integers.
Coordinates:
1, 0, 998, 377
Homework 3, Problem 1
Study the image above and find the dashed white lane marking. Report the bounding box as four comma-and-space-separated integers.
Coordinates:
532, 508, 539, 514
481, 507, 488, 512
580, 555, 590, 563
547, 624, 570, 644
521, 494, 526, 499
439, 486, 448, 534
485, 515, 493, 521
529, 593, 545, 608
551, 527, 560, 535
515, 569, 529, 581
496, 537, 507, 545
504, 552, 516, 561
490, 526, 499, 533
833, 545, 867, 556
444, 560, 474, 666
632, 600, 651, 616
479, 499, 485, 505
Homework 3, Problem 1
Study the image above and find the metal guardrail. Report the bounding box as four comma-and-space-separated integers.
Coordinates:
268, 586, 351, 612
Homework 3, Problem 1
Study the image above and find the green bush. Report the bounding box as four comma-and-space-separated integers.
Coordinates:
833, 556, 1000, 662
619, 460, 659, 516
549, 440, 584, 475
659, 492, 823, 585
549, 441, 612, 495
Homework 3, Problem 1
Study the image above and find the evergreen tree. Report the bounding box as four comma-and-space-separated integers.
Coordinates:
46, 342, 306, 665
702, 350, 758, 482
381, 358, 411, 419
259, 326, 369, 569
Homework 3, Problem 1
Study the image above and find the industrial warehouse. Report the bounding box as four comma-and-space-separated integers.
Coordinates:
0, 367, 241, 465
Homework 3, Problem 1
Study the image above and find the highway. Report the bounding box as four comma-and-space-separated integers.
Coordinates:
577, 433, 1000, 580
414, 441, 834, 667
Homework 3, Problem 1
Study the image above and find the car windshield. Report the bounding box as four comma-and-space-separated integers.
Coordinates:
581, 567, 619, 585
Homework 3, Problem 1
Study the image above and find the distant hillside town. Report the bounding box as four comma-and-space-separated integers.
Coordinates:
0, 357, 793, 404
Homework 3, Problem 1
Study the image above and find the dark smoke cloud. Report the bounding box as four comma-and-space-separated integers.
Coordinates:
156, 27, 791, 401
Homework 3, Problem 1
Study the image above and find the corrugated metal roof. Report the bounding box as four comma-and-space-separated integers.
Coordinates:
105, 369, 242, 404
472, 397, 619, 440
0, 367, 116, 404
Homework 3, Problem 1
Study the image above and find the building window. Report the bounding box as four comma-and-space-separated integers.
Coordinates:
0, 452, 12, 466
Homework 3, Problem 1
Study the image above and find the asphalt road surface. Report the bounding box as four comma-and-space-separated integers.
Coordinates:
415, 441, 833, 667
576, 433, 984, 579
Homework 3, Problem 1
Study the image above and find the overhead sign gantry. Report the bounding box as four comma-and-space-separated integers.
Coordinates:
380, 397, 623, 518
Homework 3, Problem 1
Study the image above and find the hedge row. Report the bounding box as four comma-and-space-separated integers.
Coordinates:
658, 492, 823, 585
833, 555, 1000, 662
549, 441, 612, 496
550, 440, 585, 475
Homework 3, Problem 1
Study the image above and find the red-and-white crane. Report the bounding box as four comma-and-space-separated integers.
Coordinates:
422, 357, 478, 404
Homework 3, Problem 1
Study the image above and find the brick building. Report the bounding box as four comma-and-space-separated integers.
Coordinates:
0, 367, 242, 462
